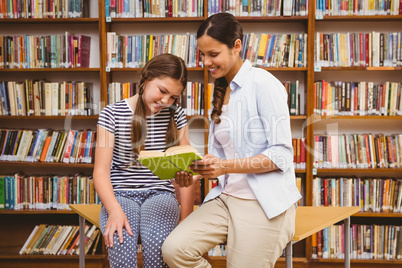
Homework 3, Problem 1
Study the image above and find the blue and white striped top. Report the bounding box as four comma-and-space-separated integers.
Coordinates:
97, 99, 187, 193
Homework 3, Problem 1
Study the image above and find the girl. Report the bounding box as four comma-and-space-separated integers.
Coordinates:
93, 53, 194, 268
162, 13, 302, 268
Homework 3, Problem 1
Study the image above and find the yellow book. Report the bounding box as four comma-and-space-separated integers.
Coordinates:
256, 33, 268, 67
138, 145, 202, 180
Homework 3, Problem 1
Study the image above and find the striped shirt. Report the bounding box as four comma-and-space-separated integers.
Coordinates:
97, 99, 187, 192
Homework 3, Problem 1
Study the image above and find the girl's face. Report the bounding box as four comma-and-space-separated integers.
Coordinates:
197, 34, 242, 82
142, 77, 183, 115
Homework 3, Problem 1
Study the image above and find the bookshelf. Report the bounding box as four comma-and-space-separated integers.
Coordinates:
1, 0, 401, 268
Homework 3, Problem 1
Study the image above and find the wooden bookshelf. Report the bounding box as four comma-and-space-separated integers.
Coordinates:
1, 0, 401, 267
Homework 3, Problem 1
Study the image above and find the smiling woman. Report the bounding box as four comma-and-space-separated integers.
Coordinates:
162, 13, 301, 268
92, 53, 197, 268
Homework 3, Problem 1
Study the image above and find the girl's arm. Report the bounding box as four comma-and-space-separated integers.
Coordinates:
93, 126, 133, 247
176, 125, 195, 220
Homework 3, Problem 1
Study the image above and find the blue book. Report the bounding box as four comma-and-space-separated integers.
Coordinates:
0, 177, 4, 209
105, 0, 110, 17
9, 176, 14, 210
52, 176, 59, 209
124, 0, 129, 16
69, 130, 79, 162
268, 35, 276, 66
241, 34, 248, 61
4, 176, 9, 209
83, 131, 92, 161
127, 36, 132, 66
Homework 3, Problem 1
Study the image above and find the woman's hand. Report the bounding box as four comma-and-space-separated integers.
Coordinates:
189, 154, 226, 178
103, 208, 133, 248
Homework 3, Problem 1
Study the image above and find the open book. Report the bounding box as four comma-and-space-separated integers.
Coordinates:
138, 145, 202, 180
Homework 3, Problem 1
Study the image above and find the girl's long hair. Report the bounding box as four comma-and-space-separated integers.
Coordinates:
197, 13, 243, 124
131, 54, 187, 160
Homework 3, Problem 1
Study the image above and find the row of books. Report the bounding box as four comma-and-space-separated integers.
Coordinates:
107, 81, 206, 116
0, 33, 91, 69
242, 33, 308, 68
208, 0, 309, 16
0, 174, 100, 210
208, 244, 227, 256
106, 33, 202, 68
20, 224, 101, 255
283, 80, 303, 115
0, 80, 94, 116
292, 138, 306, 169
0, 0, 90, 18
105, 0, 203, 18
315, 32, 402, 67
312, 177, 402, 212
312, 224, 402, 260
313, 81, 402, 116
316, 0, 402, 16
313, 133, 402, 169
0, 129, 96, 164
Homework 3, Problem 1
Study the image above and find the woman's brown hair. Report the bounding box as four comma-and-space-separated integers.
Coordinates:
131, 54, 187, 160
197, 13, 243, 124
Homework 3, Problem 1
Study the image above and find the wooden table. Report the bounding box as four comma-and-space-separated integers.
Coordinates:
70, 204, 101, 268
285, 206, 361, 268
70, 205, 361, 268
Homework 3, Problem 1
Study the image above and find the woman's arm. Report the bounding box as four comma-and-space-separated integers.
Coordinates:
93, 126, 133, 247
190, 154, 279, 179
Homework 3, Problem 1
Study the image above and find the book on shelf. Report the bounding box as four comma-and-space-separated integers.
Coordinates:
19, 224, 100, 255
313, 133, 402, 169
138, 145, 203, 180
315, 31, 402, 68
313, 224, 402, 260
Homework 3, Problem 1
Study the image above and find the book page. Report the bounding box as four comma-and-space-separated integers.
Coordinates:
165, 145, 201, 157
138, 150, 165, 159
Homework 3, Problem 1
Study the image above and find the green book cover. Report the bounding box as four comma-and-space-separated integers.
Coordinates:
138, 145, 202, 180
0, 177, 4, 209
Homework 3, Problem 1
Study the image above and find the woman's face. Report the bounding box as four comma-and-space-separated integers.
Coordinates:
197, 34, 241, 82
142, 77, 183, 115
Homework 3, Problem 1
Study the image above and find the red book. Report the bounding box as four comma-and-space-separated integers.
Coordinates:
63, 130, 76, 163
317, 230, 323, 258
324, 178, 328, 206
78, 35, 91, 68
364, 134, 371, 168
365, 33, 369, 67
300, 138, 306, 169
88, 132, 96, 163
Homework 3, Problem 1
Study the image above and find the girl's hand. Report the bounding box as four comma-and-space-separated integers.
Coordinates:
174, 171, 194, 188
189, 154, 226, 178
103, 208, 133, 248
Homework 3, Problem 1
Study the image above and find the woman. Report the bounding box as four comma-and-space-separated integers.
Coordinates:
162, 13, 301, 268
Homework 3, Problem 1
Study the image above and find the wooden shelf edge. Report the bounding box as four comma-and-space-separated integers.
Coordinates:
0, 209, 76, 214
110, 17, 204, 22
321, 15, 402, 21
0, 115, 99, 120
236, 16, 309, 22
0, 161, 94, 168
0, 68, 100, 72
110, 67, 204, 71
320, 66, 402, 71
0, 18, 99, 23
0, 254, 106, 259
312, 115, 402, 120
354, 212, 402, 218
315, 168, 402, 173
311, 258, 402, 263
